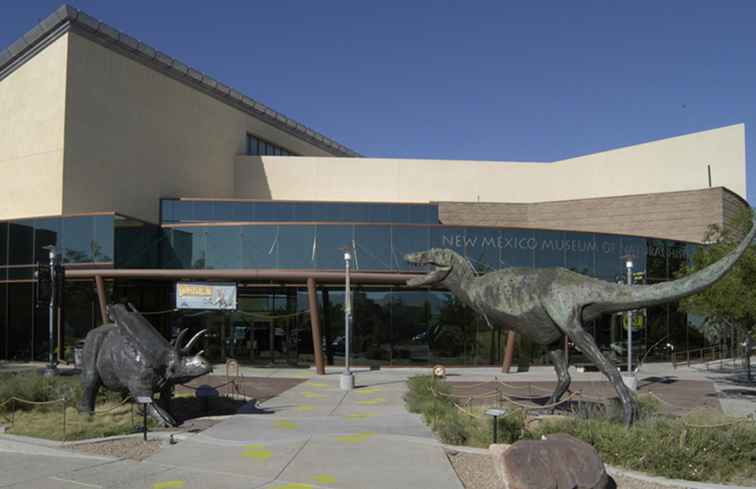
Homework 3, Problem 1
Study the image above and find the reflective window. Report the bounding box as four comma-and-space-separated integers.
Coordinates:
390, 290, 429, 365
8, 221, 34, 265
533, 230, 565, 268
93, 215, 114, 263
0, 223, 6, 267
498, 229, 534, 268
206, 226, 242, 269
247, 133, 295, 157
61, 217, 94, 264
34, 218, 60, 264
463, 227, 500, 274
192, 202, 214, 222
431, 226, 465, 256
595, 234, 623, 282
391, 226, 430, 270
241, 225, 278, 268
646, 239, 667, 280
161, 200, 175, 224
316, 225, 353, 270
564, 232, 596, 276
278, 225, 316, 269
212, 202, 237, 222
354, 226, 392, 271
172, 227, 206, 268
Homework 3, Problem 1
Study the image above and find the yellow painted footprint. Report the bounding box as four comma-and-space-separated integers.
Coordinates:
336, 432, 375, 444
356, 397, 385, 405
345, 412, 376, 420
302, 391, 326, 399
306, 382, 329, 388
355, 387, 382, 395
313, 473, 338, 484
241, 443, 272, 460
274, 419, 299, 430
153, 482, 185, 489
294, 404, 314, 412
272, 484, 312, 489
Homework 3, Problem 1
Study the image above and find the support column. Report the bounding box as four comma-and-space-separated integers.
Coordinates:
94, 275, 108, 325
307, 277, 325, 375
502, 331, 516, 373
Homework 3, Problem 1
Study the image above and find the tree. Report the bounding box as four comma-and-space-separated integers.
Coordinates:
678, 207, 756, 382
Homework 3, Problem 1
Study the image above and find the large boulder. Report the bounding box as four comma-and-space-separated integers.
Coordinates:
490, 433, 609, 489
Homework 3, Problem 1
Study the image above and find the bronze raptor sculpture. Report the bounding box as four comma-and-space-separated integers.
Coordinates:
405, 219, 755, 426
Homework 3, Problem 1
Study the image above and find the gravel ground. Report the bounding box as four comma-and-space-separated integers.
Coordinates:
69, 438, 162, 461
447, 451, 690, 489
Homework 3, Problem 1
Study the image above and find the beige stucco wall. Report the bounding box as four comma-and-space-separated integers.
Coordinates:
62, 32, 334, 222
0, 34, 68, 219
235, 124, 746, 204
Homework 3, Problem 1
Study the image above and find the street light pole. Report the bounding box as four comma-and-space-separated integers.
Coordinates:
625, 258, 634, 377
340, 249, 355, 390
43, 246, 58, 375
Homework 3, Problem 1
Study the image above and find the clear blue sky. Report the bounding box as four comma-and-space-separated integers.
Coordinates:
3, 2, 756, 201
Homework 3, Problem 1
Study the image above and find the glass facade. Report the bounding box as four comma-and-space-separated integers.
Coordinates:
0, 202, 710, 366
160, 199, 440, 225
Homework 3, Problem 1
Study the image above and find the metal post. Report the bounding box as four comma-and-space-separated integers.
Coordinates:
41, 246, 58, 375
492, 416, 498, 444
340, 249, 354, 390
143, 403, 148, 441
625, 259, 633, 376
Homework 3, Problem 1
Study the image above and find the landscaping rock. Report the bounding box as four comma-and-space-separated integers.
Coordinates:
490, 433, 609, 489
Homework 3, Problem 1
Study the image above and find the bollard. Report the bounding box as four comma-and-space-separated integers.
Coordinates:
143, 404, 148, 441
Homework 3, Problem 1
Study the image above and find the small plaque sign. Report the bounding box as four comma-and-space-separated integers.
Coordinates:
176, 282, 237, 310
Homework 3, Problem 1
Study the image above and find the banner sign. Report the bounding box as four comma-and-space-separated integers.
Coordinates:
176, 282, 237, 310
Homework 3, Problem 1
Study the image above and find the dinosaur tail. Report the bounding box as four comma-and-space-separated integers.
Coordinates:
583, 218, 755, 319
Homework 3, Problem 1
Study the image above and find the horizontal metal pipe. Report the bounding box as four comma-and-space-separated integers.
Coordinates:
64, 268, 421, 285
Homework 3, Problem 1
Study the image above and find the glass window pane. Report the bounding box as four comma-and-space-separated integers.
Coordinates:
93, 215, 114, 263
242, 225, 278, 268
34, 218, 60, 264
171, 226, 206, 268
161, 199, 175, 224
430, 226, 465, 256
192, 202, 213, 222
428, 205, 440, 224
316, 225, 353, 270
533, 230, 565, 268
8, 221, 34, 265
212, 202, 236, 221
667, 241, 688, 279
368, 204, 391, 223
498, 229, 534, 268
341, 203, 367, 222
7, 284, 32, 361
0, 222, 6, 266
232, 202, 253, 221
248, 135, 259, 155
595, 234, 623, 282
390, 290, 429, 366
390, 204, 410, 224
173, 201, 193, 223
354, 226, 392, 271
278, 225, 316, 269
646, 239, 667, 280
163, 228, 192, 268
391, 225, 430, 270
293, 203, 314, 221
353, 289, 392, 365
61, 217, 94, 264
464, 227, 500, 274
429, 290, 478, 365
408, 205, 429, 224
563, 231, 596, 277
206, 226, 242, 269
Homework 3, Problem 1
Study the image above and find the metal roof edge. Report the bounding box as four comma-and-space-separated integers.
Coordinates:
0, 4, 361, 157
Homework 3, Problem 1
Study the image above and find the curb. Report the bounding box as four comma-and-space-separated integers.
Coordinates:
605, 465, 756, 489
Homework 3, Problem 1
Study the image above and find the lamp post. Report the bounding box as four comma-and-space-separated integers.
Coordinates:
43, 245, 58, 376
340, 248, 355, 390
624, 257, 634, 380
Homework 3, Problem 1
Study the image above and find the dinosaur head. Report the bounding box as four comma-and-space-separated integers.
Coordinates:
166, 329, 212, 383
404, 249, 456, 287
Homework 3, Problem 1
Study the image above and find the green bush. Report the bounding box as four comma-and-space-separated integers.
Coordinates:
0, 371, 121, 413
404, 375, 756, 484
528, 413, 756, 483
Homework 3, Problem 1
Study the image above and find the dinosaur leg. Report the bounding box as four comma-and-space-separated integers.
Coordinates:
563, 326, 638, 427
547, 345, 570, 409
78, 372, 101, 415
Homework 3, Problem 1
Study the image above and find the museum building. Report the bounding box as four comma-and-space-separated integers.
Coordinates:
0, 5, 750, 368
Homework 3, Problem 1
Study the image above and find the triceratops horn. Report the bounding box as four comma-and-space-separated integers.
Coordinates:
174, 328, 189, 349
182, 329, 207, 353
127, 303, 138, 312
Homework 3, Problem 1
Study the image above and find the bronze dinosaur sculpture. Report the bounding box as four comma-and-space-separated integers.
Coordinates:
405, 219, 755, 426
